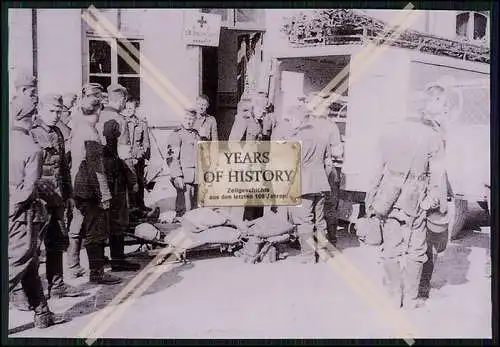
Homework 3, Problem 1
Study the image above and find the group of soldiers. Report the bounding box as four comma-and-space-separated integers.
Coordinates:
166, 90, 344, 259
8, 73, 152, 328
166, 81, 458, 313
8, 68, 465, 330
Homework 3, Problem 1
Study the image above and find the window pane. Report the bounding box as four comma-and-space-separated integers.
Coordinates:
201, 8, 228, 21
118, 76, 140, 101
474, 13, 487, 40
456, 12, 469, 37
117, 40, 141, 75
89, 40, 111, 74
89, 75, 111, 91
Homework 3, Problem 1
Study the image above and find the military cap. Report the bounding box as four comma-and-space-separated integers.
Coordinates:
82, 83, 103, 96
14, 73, 37, 89
107, 83, 128, 94
39, 94, 64, 111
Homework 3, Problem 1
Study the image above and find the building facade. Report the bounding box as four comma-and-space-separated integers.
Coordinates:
9, 8, 490, 188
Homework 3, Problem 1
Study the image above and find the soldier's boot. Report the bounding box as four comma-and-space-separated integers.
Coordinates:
34, 311, 65, 329
67, 238, 86, 279
109, 235, 140, 271
297, 232, 316, 264
87, 244, 122, 285
46, 249, 87, 299
27, 276, 67, 328
10, 284, 32, 312
382, 259, 403, 310
402, 261, 425, 310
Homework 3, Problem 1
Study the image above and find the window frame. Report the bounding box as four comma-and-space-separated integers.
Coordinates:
84, 35, 143, 96
201, 9, 266, 31
455, 11, 489, 42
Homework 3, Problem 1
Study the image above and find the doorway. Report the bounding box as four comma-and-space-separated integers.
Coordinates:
201, 28, 265, 140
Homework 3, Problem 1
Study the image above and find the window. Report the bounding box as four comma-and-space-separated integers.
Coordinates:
201, 9, 265, 30
456, 11, 488, 42
87, 38, 141, 101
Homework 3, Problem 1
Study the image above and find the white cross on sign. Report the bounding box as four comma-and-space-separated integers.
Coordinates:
183, 12, 222, 47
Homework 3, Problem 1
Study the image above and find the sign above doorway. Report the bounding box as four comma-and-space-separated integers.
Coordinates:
183, 12, 222, 47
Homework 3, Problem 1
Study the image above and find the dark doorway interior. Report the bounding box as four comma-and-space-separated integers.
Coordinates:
201, 47, 218, 121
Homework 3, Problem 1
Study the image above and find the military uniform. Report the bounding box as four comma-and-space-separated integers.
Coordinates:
193, 113, 218, 141
365, 116, 447, 309
128, 113, 151, 210
229, 110, 267, 221
68, 95, 120, 284
30, 96, 84, 298
96, 84, 139, 271
288, 117, 339, 263
167, 125, 200, 216
8, 74, 60, 327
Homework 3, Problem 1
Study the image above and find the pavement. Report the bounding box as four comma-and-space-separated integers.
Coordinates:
8, 224, 492, 340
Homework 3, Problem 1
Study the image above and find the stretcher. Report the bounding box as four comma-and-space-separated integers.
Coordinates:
124, 219, 298, 265
124, 221, 244, 264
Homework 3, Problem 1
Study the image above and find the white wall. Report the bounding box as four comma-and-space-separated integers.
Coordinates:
8, 9, 33, 102
125, 9, 201, 127
342, 48, 411, 192
37, 9, 83, 97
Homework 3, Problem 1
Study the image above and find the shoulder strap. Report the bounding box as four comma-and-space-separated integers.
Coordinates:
403, 137, 423, 184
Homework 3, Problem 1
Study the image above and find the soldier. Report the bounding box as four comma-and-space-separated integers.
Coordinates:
229, 98, 266, 221
96, 84, 140, 272
193, 94, 218, 141
251, 91, 274, 141
123, 98, 152, 213
30, 94, 86, 299
287, 97, 340, 264
8, 74, 64, 327
69, 83, 121, 284
166, 108, 200, 218
66, 83, 118, 283
308, 92, 344, 245
229, 97, 265, 142
364, 82, 448, 310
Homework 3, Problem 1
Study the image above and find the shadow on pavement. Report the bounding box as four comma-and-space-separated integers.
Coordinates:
60, 256, 194, 324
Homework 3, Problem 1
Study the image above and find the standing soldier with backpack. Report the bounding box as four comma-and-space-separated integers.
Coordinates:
365, 81, 449, 310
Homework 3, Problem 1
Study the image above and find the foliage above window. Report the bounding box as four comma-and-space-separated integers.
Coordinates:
281, 9, 489, 64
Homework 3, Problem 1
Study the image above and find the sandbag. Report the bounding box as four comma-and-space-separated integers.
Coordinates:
182, 208, 228, 233
247, 212, 294, 238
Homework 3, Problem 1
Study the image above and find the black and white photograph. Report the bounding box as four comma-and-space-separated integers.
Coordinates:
6, 4, 493, 341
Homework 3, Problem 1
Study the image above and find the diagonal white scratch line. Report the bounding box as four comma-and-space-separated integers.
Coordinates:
78, 230, 193, 344
307, 235, 418, 345
308, 4, 421, 115
309, 3, 416, 111
315, 9, 422, 115
77, 232, 188, 338
84, 237, 193, 345
86, 6, 193, 110
308, 3, 416, 110
81, 11, 187, 118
